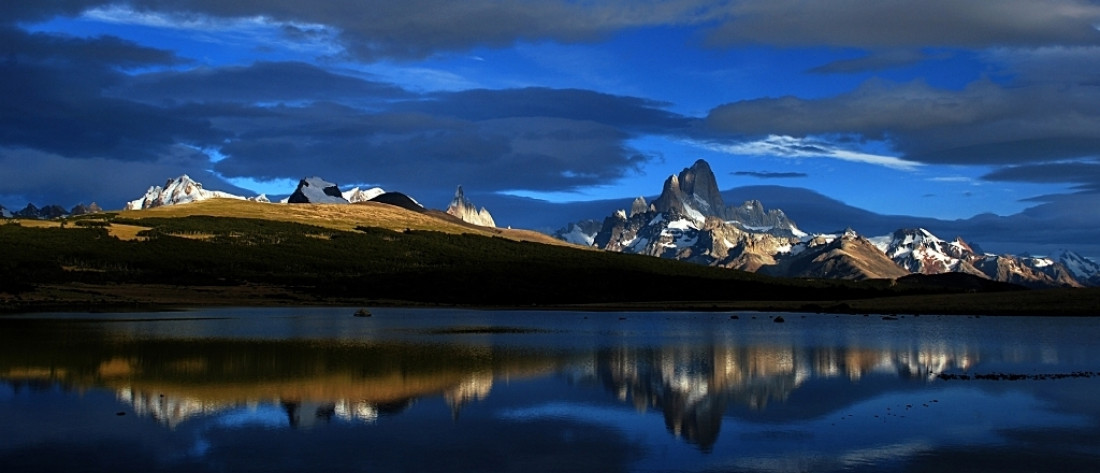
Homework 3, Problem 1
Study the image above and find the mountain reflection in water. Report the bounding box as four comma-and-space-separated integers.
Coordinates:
2, 308, 1099, 473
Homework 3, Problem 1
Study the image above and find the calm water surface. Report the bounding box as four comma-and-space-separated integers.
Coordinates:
2, 308, 1099, 472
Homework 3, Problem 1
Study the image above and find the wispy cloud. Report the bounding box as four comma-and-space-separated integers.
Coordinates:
702, 135, 921, 171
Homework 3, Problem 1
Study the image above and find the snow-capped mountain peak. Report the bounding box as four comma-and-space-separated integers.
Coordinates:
1052, 249, 1100, 285
125, 175, 246, 210
342, 186, 386, 203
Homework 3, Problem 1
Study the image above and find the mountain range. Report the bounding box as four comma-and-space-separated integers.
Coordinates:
7, 166, 1096, 287
563, 160, 1100, 288
120, 175, 502, 229
0, 202, 103, 220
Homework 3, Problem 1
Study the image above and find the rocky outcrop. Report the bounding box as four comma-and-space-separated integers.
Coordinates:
70, 202, 103, 215
445, 186, 496, 227
287, 177, 349, 204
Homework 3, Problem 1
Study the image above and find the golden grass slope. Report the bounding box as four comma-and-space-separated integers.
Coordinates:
117, 198, 581, 247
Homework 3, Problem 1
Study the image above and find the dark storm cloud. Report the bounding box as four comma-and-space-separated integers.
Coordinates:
209, 105, 655, 194
0, 1, 108, 25
706, 0, 1100, 49
0, 15, 687, 206
398, 87, 692, 132
110, 0, 718, 60
983, 161, 1100, 191
0, 27, 219, 162
22, 1, 1099, 61
733, 171, 808, 179
808, 50, 938, 74
116, 61, 409, 105
0, 27, 182, 68
0, 146, 250, 208
706, 77, 1100, 166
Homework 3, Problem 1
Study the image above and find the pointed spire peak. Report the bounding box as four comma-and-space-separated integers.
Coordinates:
690, 159, 712, 170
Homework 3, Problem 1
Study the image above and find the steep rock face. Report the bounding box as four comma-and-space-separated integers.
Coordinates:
287, 177, 349, 204
126, 175, 246, 210
0, 204, 10, 218
445, 186, 496, 227
651, 160, 726, 222
763, 231, 911, 280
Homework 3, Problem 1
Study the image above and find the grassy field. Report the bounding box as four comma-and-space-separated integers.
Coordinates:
1, 199, 1096, 315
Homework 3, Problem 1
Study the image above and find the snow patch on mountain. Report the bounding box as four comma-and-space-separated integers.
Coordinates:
343, 186, 386, 203
125, 175, 246, 210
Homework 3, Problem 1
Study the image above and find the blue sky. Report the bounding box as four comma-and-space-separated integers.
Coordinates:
3, 1, 1100, 255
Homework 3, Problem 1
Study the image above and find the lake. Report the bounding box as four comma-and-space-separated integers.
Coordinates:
2, 308, 1099, 472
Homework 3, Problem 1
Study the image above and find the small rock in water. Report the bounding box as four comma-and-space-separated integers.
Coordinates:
773, 316, 785, 323
353, 308, 372, 317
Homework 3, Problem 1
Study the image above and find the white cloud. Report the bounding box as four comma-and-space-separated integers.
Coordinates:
699, 135, 921, 171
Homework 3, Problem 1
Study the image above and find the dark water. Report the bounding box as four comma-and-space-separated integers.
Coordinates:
2, 308, 1099, 472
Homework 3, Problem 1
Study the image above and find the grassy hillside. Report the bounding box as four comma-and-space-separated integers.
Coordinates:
1, 199, 1091, 314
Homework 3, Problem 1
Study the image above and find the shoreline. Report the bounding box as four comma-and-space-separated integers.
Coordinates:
3, 283, 1098, 317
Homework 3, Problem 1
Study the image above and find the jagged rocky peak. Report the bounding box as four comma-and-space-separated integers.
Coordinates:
446, 185, 496, 228
652, 159, 726, 221
287, 177, 349, 204
0, 204, 10, 219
